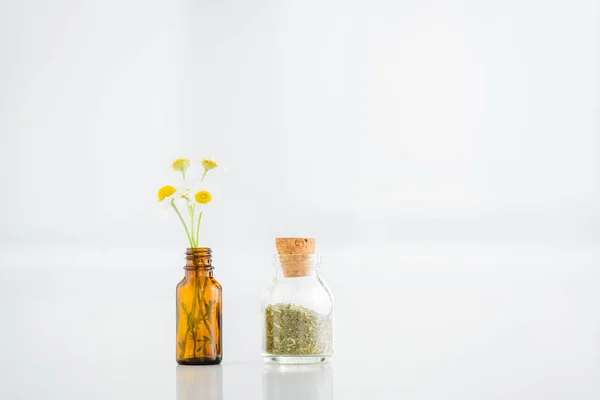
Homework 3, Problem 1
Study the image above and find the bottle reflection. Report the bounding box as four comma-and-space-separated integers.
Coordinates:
176, 365, 223, 400
263, 364, 333, 400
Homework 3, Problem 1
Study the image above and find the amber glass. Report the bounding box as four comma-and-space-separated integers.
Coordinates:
176, 248, 222, 365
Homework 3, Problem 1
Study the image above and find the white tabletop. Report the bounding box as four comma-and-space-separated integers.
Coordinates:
1, 241, 598, 399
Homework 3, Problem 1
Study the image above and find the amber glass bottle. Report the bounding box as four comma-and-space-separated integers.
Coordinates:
176, 248, 222, 365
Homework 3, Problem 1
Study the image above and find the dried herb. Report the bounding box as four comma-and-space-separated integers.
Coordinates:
265, 303, 332, 355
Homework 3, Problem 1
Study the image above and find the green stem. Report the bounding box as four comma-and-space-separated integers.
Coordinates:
179, 271, 200, 359
188, 204, 195, 248
171, 200, 193, 248
190, 270, 200, 357
179, 307, 187, 358
197, 276, 215, 352
193, 166, 207, 246
195, 211, 203, 247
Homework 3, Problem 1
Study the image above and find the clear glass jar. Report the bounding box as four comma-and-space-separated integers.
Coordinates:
261, 254, 333, 364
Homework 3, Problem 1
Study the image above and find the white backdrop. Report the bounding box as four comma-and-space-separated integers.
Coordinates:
0, 0, 597, 248
0, 1, 598, 399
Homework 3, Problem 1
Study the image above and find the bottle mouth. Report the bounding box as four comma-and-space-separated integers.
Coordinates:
186, 247, 211, 255
186, 247, 213, 269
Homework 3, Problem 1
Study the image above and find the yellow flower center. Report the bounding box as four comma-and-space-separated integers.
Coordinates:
158, 185, 176, 201
195, 190, 212, 204
172, 158, 190, 172
201, 158, 218, 171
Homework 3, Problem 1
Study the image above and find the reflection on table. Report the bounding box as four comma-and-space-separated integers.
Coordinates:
176, 365, 223, 400
263, 363, 333, 400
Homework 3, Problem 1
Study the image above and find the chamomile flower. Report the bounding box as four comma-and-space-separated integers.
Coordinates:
156, 156, 226, 249
172, 158, 191, 180
201, 158, 218, 172
175, 182, 194, 203
199, 156, 228, 180
195, 189, 212, 205
157, 185, 177, 202
191, 183, 220, 209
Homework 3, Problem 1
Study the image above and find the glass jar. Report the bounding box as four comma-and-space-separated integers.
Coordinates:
176, 248, 222, 365
261, 254, 333, 364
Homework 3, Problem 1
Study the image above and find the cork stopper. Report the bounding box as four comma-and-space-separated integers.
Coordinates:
276, 238, 316, 278
276, 238, 315, 255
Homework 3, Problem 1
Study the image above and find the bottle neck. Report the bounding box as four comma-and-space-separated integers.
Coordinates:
274, 254, 320, 279
185, 248, 214, 278
185, 268, 213, 278
275, 267, 318, 279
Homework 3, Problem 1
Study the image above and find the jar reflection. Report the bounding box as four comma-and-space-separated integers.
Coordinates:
263, 364, 333, 400
176, 365, 223, 400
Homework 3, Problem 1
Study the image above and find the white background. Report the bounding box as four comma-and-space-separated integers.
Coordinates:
0, 0, 598, 399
